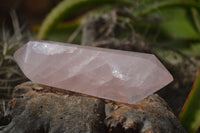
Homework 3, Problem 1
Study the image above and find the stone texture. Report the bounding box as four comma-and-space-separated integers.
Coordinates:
1, 82, 106, 133
105, 95, 186, 133
14, 41, 173, 104
0, 82, 186, 133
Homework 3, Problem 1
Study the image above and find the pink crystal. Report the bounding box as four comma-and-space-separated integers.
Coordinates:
14, 41, 173, 104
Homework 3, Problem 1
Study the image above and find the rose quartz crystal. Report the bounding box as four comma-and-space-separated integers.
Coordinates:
14, 41, 173, 104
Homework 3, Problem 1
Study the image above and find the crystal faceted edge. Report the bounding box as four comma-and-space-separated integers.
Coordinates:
14, 41, 173, 104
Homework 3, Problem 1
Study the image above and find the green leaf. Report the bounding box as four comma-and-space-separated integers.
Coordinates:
35, 21, 81, 43
179, 70, 200, 133
133, 0, 200, 17
38, 0, 129, 39
160, 8, 200, 40
186, 7, 200, 33
128, 0, 200, 41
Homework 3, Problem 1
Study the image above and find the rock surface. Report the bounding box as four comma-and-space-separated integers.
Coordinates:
0, 82, 186, 133
105, 95, 185, 133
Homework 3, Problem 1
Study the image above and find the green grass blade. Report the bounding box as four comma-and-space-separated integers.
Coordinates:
38, 0, 129, 39
179, 69, 200, 133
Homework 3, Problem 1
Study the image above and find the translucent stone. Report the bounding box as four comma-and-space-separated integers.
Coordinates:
14, 41, 173, 104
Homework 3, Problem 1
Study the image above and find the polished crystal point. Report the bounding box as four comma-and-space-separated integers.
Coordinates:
14, 41, 173, 104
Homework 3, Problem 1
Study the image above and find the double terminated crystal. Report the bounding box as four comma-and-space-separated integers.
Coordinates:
14, 41, 173, 104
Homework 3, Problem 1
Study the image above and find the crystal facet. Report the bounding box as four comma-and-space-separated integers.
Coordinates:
14, 41, 173, 104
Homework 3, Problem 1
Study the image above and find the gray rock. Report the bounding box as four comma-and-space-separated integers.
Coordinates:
0, 82, 186, 133
105, 95, 186, 133
1, 82, 106, 133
